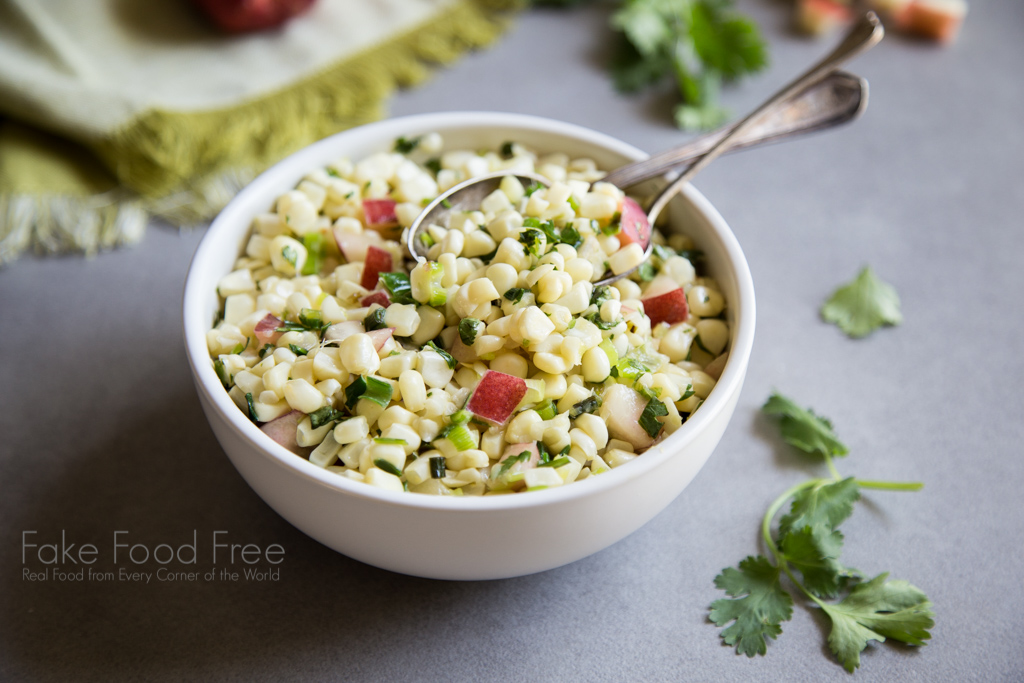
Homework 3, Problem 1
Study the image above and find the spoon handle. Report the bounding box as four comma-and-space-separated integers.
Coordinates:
601, 71, 867, 190
646, 12, 884, 224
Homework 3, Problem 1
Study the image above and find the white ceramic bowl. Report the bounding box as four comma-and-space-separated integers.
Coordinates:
183, 112, 755, 580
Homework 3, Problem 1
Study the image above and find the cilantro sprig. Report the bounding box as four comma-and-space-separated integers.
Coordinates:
609, 0, 768, 130
710, 392, 930, 672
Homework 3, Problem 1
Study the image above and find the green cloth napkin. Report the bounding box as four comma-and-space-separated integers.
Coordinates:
0, 0, 518, 265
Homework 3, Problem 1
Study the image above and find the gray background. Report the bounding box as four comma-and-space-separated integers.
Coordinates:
2, 1, 1022, 680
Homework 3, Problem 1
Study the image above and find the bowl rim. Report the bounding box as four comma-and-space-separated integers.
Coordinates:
182, 110, 755, 512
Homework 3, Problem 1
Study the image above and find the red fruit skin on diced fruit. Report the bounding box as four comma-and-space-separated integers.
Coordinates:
618, 197, 651, 247
642, 287, 689, 327
467, 371, 528, 425
362, 199, 398, 229
366, 328, 394, 351
193, 0, 315, 33
260, 410, 303, 452
360, 245, 393, 290
796, 0, 853, 35
333, 229, 379, 262
361, 291, 390, 308
895, 0, 966, 42
254, 313, 284, 347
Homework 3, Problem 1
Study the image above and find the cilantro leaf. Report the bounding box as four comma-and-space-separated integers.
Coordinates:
821, 266, 902, 338
762, 393, 849, 458
780, 525, 852, 599
778, 477, 860, 540
638, 396, 669, 438
710, 555, 794, 657
821, 573, 934, 672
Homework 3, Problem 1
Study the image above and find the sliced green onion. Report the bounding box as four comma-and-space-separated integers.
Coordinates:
231, 337, 250, 355
429, 456, 446, 479
568, 195, 580, 213
615, 357, 648, 382
680, 383, 695, 400
301, 232, 324, 276
281, 244, 298, 267
245, 392, 258, 422
425, 158, 442, 175
374, 458, 403, 476
500, 141, 515, 159
449, 409, 471, 425
446, 424, 475, 451
374, 437, 407, 445
569, 396, 602, 419
535, 399, 557, 421
538, 456, 571, 469
288, 343, 309, 356
214, 359, 231, 389
440, 198, 452, 209
598, 338, 619, 367
637, 262, 656, 281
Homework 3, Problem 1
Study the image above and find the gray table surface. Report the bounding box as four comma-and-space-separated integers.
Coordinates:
3, 2, 1022, 681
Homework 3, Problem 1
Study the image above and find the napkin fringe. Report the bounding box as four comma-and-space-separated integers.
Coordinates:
0, 192, 146, 265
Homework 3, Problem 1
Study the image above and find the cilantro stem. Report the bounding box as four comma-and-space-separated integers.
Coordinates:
854, 479, 924, 491
823, 452, 842, 482
760, 479, 819, 562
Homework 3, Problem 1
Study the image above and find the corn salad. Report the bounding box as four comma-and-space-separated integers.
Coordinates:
207, 134, 730, 496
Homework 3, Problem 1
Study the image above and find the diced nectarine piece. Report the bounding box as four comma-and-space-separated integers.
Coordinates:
254, 313, 284, 347
599, 384, 655, 450
618, 197, 651, 247
795, 0, 854, 35
260, 410, 304, 453
360, 245, 393, 290
642, 284, 689, 327
467, 371, 528, 425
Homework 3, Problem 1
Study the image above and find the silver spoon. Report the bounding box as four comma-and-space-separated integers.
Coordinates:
408, 13, 884, 286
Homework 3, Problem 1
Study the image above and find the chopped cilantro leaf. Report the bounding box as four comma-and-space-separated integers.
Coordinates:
424, 340, 457, 369
364, 307, 387, 331
309, 406, 345, 429
638, 395, 668, 437
459, 318, 483, 346
393, 136, 420, 154
503, 287, 529, 304
379, 271, 416, 305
